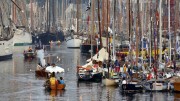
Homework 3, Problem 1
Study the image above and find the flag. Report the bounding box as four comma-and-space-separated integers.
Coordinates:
156, 11, 159, 21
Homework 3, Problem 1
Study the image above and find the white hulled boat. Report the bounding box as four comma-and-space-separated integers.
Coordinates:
65, 30, 82, 48
0, 26, 14, 61
13, 28, 32, 46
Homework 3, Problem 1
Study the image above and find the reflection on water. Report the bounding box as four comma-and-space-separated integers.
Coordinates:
174, 93, 180, 101
0, 43, 176, 101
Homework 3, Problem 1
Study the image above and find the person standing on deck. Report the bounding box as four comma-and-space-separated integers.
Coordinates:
114, 59, 120, 72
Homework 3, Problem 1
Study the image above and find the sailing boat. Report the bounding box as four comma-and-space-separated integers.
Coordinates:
12, 0, 32, 46
0, 1, 14, 61
80, 0, 100, 53
102, 0, 119, 86
65, 1, 82, 48
32, 0, 64, 45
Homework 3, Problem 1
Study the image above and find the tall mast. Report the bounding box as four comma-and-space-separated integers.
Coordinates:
141, 0, 144, 62
150, 0, 153, 67
98, 0, 102, 48
76, 0, 79, 34
91, 0, 95, 58
106, 0, 109, 52
30, 0, 33, 32
12, 0, 17, 25
159, 0, 162, 63
136, 0, 140, 66
112, 0, 116, 61
168, 0, 171, 60
174, 0, 179, 64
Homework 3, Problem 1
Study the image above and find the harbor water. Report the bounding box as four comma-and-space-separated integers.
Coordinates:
0, 42, 178, 101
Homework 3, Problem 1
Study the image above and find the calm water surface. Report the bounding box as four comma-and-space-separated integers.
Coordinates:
0, 42, 179, 101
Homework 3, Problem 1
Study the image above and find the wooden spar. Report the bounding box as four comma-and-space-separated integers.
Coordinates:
76, 0, 79, 34
112, 0, 116, 61
150, 1, 153, 67
168, 0, 171, 60
106, 0, 109, 78
141, 0, 144, 61
12, 0, 16, 25
61, 0, 63, 25
106, 0, 109, 52
30, 0, 33, 32
174, 0, 179, 64
119, 0, 122, 38
101, 0, 105, 37
135, 0, 140, 66
159, 0, 162, 63
98, 0, 102, 48
90, 0, 95, 58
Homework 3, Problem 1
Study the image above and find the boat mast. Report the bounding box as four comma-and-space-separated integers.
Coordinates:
76, 0, 79, 34
106, 0, 110, 78
168, 0, 171, 61
174, 0, 179, 66
159, 0, 162, 63
12, 0, 17, 25
91, 0, 95, 58
150, 1, 153, 67
98, 0, 102, 48
141, 0, 144, 63
30, 0, 34, 33
112, 0, 116, 61
106, 0, 109, 52
136, 0, 140, 66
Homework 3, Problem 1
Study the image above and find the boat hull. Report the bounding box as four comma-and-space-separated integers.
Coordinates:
13, 29, 32, 46
143, 81, 168, 91
35, 69, 48, 78
24, 52, 36, 59
174, 82, 180, 92
66, 38, 82, 48
80, 44, 101, 54
32, 31, 65, 45
77, 72, 102, 82
121, 84, 143, 92
0, 54, 12, 61
0, 38, 13, 61
102, 78, 119, 86
50, 84, 66, 90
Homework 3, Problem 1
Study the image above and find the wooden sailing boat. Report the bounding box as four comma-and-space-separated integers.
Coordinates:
80, 0, 101, 54
32, 0, 64, 45
0, 1, 14, 60
77, 0, 103, 82
102, 0, 119, 86
11, 0, 32, 46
